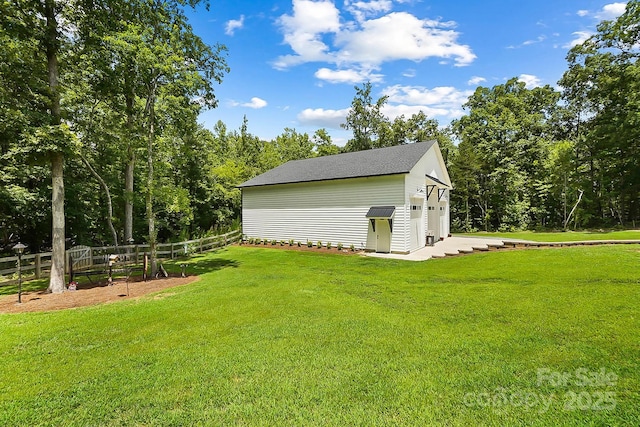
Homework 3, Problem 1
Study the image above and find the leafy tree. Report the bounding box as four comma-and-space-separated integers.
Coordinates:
560, 0, 640, 226
452, 78, 561, 230
0, 0, 77, 292
342, 82, 389, 152
272, 128, 315, 163
313, 129, 340, 156
103, 0, 227, 274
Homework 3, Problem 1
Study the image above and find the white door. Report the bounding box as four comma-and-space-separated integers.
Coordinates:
427, 205, 440, 241
410, 199, 424, 250
440, 203, 448, 239
376, 219, 391, 253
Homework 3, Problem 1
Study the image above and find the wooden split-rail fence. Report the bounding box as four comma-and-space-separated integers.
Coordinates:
0, 230, 241, 286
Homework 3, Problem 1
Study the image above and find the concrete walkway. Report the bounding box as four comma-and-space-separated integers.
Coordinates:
365, 236, 640, 261
365, 236, 512, 261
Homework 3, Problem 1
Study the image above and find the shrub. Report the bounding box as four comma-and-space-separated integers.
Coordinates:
317, 240, 322, 249
271, 240, 277, 245
263, 239, 269, 245
280, 240, 285, 246
349, 244, 355, 252
337, 243, 343, 251
307, 241, 313, 248
297, 241, 302, 247
289, 239, 294, 246
327, 242, 332, 249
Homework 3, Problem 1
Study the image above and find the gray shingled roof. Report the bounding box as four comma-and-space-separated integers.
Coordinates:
238, 140, 437, 188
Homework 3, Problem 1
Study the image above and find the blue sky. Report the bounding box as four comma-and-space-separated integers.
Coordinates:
186, 0, 628, 146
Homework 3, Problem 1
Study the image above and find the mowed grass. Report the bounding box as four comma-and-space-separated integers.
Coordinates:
0, 245, 639, 426
458, 229, 640, 242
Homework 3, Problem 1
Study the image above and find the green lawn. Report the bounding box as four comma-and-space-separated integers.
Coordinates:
457, 229, 640, 242
1, 245, 638, 426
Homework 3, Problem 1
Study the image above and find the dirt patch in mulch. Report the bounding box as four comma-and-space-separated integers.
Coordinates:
0, 275, 199, 314
238, 242, 365, 256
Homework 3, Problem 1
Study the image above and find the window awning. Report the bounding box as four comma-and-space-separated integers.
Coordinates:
365, 206, 395, 218
425, 174, 452, 189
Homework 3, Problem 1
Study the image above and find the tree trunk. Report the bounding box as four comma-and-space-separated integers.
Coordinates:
465, 197, 470, 231
124, 88, 135, 243
49, 152, 66, 293
45, 0, 65, 293
80, 154, 118, 246
146, 90, 157, 277
564, 190, 584, 230
125, 150, 135, 242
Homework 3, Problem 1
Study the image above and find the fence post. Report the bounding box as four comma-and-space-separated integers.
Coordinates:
171, 244, 174, 259
135, 245, 139, 263
65, 250, 69, 276
35, 254, 41, 279
200, 237, 203, 253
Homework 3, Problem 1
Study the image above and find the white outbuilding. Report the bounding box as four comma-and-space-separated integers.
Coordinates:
238, 141, 452, 254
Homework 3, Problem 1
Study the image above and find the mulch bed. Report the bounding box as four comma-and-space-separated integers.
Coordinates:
238, 242, 365, 255
0, 275, 199, 314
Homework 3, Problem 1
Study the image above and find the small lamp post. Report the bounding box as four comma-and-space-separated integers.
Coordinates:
12, 242, 26, 303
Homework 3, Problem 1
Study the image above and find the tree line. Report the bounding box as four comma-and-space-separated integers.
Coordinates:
452, 1, 639, 232
1, 1, 639, 291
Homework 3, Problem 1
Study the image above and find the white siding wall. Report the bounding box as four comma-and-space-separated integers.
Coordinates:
404, 146, 451, 248
242, 175, 409, 252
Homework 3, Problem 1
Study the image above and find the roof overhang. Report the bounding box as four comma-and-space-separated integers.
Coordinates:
426, 174, 453, 189
365, 206, 396, 218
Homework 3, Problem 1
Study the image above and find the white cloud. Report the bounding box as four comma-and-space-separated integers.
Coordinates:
297, 107, 350, 128
402, 68, 416, 78
383, 85, 472, 108
518, 74, 542, 89
523, 35, 547, 46
244, 97, 268, 109
596, 2, 627, 20
565, 30, 593, 48
273, 0, 341, 69
274, 1, 476, 74
575, 2, 627, 21
381, 85, 473, 120
345, 0, 393, 22
467, 76, 486, 86
299, 83, 473, 130
314, 67, 384, 84
334, 12, 476, 67
225, 15, 245, 36
231, 97, 268, 109
565, 3, 626, 48
508, 35, 547, 49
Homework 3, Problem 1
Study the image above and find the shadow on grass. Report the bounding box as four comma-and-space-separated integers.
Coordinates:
181, 256, 240, 274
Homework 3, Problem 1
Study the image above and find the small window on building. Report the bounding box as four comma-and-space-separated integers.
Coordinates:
411, 205, 422, 211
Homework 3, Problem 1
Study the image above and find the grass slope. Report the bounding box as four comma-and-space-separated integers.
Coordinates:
458, 229, 640, 242
0, 246, 638, 426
